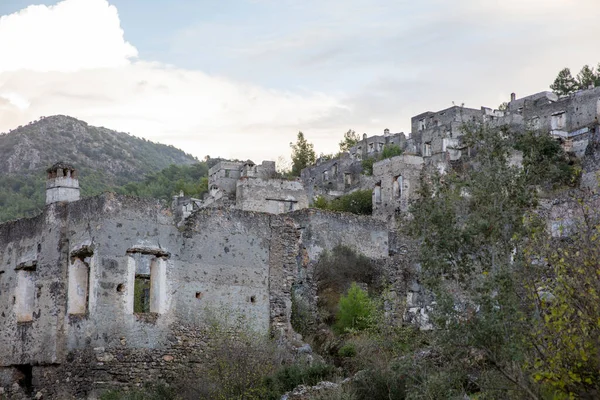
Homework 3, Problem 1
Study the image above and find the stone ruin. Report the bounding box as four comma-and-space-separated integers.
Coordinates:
0, 164, 391, 398
2, 85, 600, 398
303, 86, 600, 223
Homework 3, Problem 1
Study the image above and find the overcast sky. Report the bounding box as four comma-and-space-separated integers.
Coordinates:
0, 0, 598, 163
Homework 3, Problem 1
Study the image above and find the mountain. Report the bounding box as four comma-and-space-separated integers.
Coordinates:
0, 115, 199, 222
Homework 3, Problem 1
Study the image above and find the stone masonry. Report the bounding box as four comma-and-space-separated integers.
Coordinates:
0, 166, 389, 398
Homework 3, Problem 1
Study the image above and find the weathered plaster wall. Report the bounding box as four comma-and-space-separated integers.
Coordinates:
372, 155, 424, 220
300, 155, 369, 203
0, 194, 300, 398
208, 160, 243, 195
289, 208, 389, 262
0, 207, 66, 368
236, 177, 309, 214
241, 160, 276, 180
348, 131, 406, 161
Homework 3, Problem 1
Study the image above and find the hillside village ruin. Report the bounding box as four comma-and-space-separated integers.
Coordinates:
2, 87, 600, 398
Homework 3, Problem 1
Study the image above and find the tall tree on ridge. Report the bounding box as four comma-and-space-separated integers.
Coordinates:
290, 131, 316, 177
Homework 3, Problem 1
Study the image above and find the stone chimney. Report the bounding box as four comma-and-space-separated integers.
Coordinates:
46, 162, 80, 205
510, 93, 516, 102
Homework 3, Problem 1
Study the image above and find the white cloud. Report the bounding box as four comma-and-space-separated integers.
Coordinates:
1, 0, 600, 163
0, 0, 137, 72
0, 0, 346, 161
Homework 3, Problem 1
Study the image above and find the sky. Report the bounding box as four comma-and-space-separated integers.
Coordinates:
0, 0, 599, 163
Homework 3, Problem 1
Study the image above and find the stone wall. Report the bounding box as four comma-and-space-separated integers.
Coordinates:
348, 131, 406, 161
300, 154, 369, 203
289, 208, 389, 262
372, 155, 424, 221
208, 160, 244, 195
0, 194, 301, 397
236, 177, 309, 214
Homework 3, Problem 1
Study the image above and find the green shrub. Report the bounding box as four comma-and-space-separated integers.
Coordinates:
313, 195, 330, 210
264, 363, 336, 397
312, 190, 372, 215
351, 368, 406, 400
338, 343, 357, 358
380, 144, 403, 160
335, 283, 374, 333
314, 246, 380, 325
514, 129, 577, 189
100, 384, 177, 400
328, 190, 372, 215
361, 144, 403, 176
361, 158, 375, 175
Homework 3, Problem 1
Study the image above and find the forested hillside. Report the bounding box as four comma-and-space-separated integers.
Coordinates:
0, 115, 200, 222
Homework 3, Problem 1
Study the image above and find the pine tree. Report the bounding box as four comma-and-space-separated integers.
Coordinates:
290, 131, 316, 177
576, 64, 597, 89
550, 68, 578, 95
339, 129, 360, 152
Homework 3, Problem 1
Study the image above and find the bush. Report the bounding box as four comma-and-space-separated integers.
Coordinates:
351, 367, 406, 400
314, 246, 381, 325
312, 191, 372, 215
361, 158, 375, 175
335, 283, 375, 333
291, 290, 314, 336
313, 195, 330, 210
514, 130, 577, 189
361, 144, 403, 176
380, 144, 403, 160
328, 190, 372, 215
100, 385, 177, 400
338, 343, 357, 358
264, 363, 336, 397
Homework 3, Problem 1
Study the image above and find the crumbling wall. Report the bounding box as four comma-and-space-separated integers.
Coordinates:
0, 194, 301, 398
0, 205, 68, 369
289, 208, 389, 262
236, 177, 309, 214
372, 155, 424, 221
208, 160, 243, 195
348, 131, 406, 162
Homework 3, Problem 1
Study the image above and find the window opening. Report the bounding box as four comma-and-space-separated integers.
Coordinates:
68, 257, 89, 315
424, 142, 432, 157
551, 112, 566, 130
15, 261, 36, 323
134, 275, 151, 313
15, 365, 33, 394
393, 175, 403, 198
373, 183, 382, 204
344, 173, 352, 187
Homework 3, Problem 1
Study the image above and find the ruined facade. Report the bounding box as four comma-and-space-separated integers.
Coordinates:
181, 160, 309, 216
0, 164, 388, 398
371, 155, 424, 222
3, 86, 600, 398
302, 86, 600, 220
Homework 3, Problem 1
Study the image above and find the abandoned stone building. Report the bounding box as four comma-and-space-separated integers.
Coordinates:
174, 159, 309, 218
371, 155, 424, 222
0, 163, 389, 398
2, 85, 600, 398
302, 86, 600, 220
